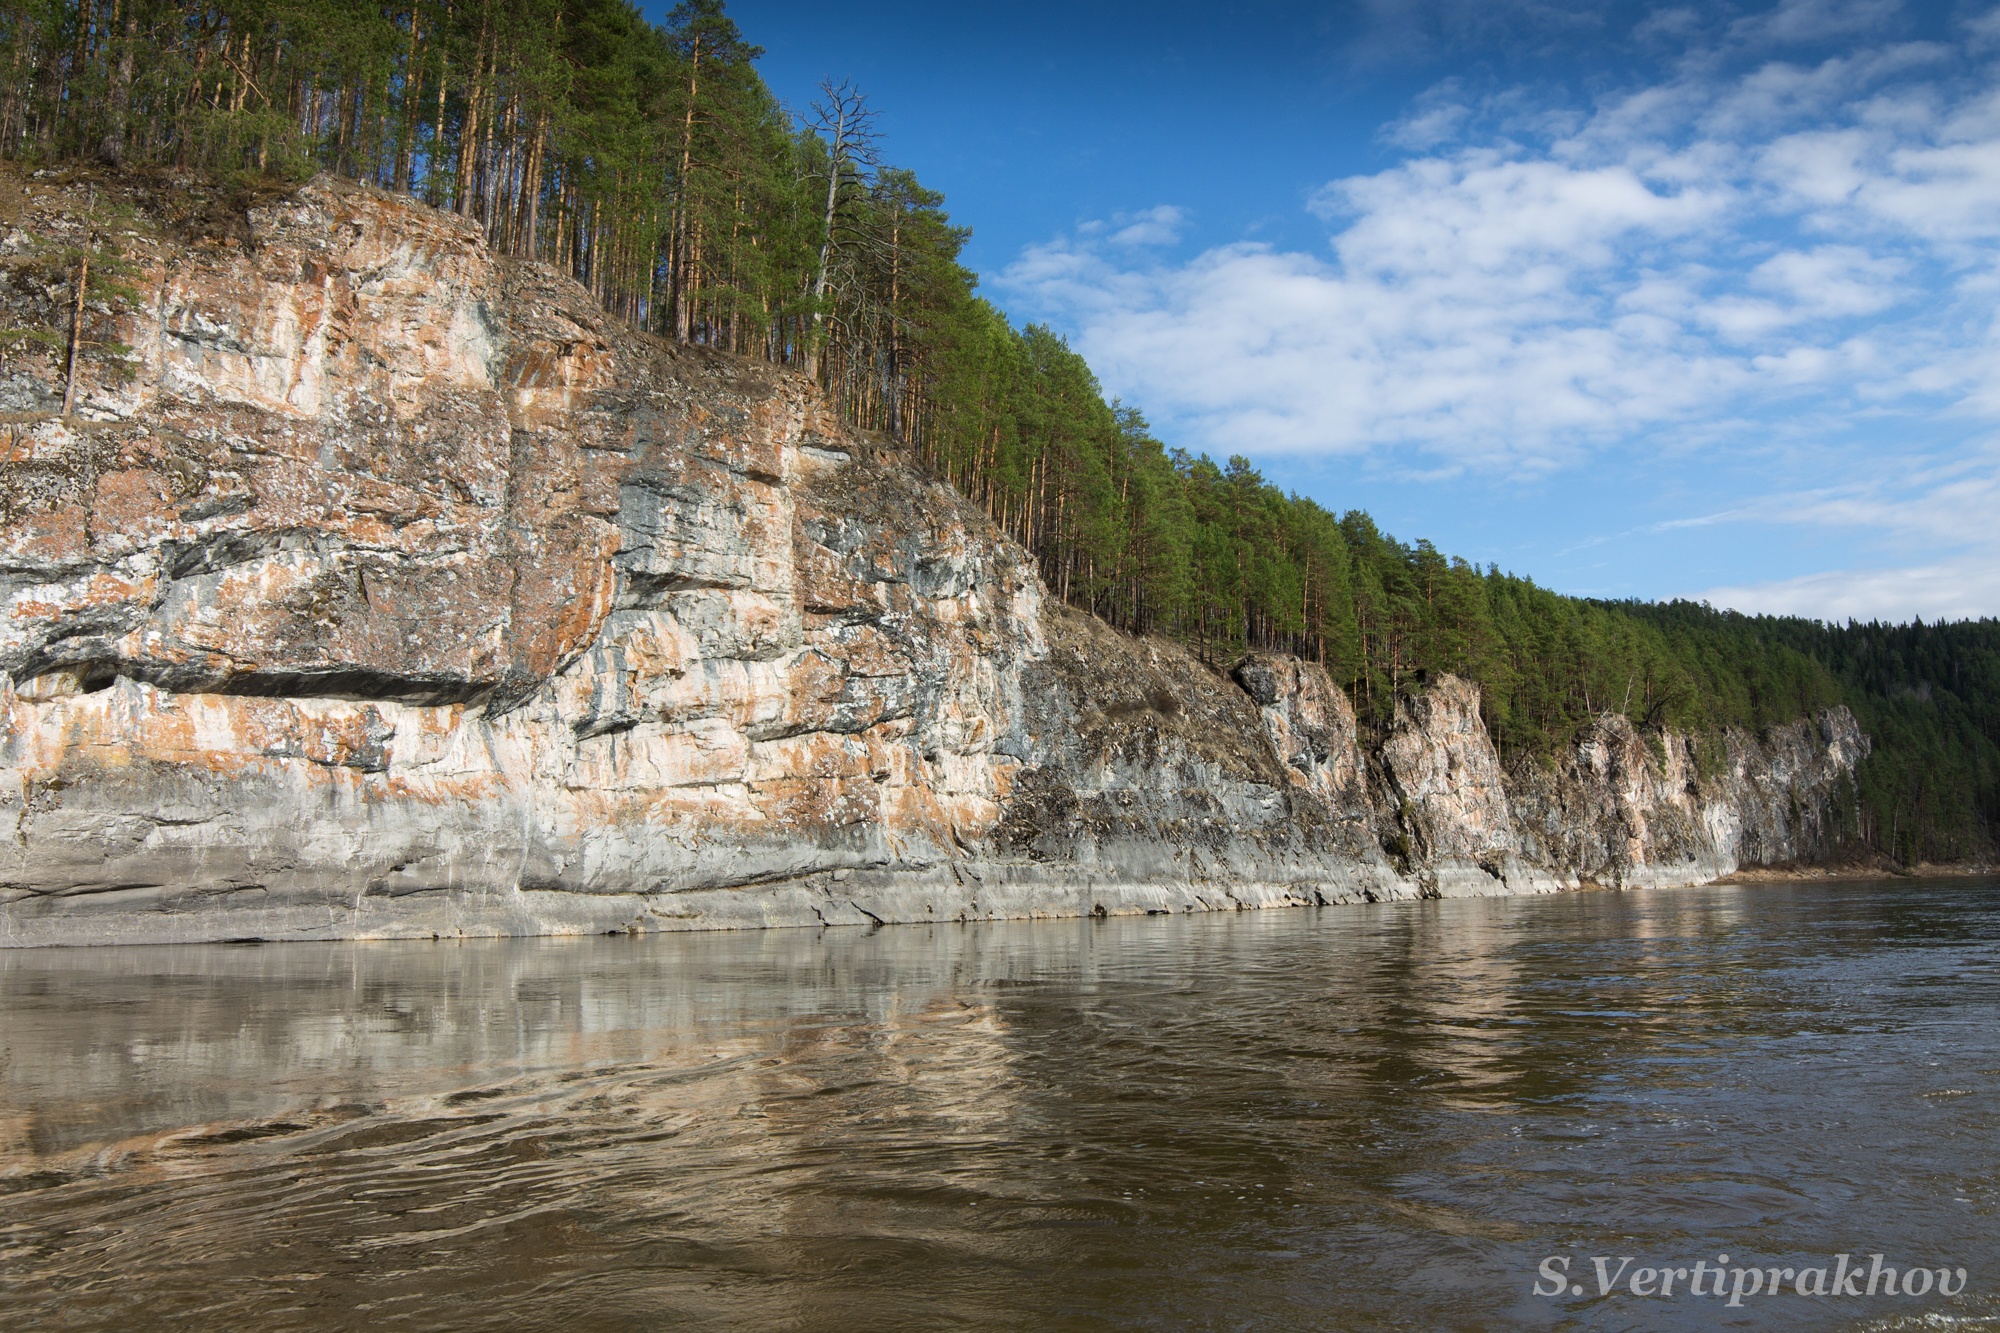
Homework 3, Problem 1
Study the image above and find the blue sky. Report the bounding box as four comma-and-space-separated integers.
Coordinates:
715, 0, 1998, 623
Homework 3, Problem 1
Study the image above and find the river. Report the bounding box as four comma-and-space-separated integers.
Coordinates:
2, 877, 1996, 1330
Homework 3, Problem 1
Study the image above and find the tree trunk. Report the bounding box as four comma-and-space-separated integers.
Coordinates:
669, 33, 702, 342
63, 245, 90, 415
96, 4, 136, 166
516, 110, 546, 257
456, 6, 490, 219
427, 1, 452, 204
807, 99, 850, 379
394, 5, 423, 192
886, 210, 903, 440
491, 92, 517, 245
476, 70, 502, 232
58, 0, 94, 147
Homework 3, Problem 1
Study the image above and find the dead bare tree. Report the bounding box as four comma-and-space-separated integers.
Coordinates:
804, 79, 877, 379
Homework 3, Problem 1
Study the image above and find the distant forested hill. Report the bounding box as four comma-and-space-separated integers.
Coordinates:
1618, 608, 2000, 866
3, 0, 1992, 863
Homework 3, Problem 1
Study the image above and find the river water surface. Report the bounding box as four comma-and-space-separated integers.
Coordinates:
3, 878, 1998, 1331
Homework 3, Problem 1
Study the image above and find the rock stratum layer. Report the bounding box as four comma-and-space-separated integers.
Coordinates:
0, 172, 1868, 945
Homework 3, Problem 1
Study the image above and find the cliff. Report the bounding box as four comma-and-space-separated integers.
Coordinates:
0, 170, 1868, 945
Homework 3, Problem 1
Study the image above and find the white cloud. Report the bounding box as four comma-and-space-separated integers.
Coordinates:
1636, 6, 1708, 45
1698, 557, 2000, 622
1654, 440, 2000, 620
1006, 19, 2000, 466
1381, 81, 1474, 150
1775, 465, 2000, 548
1738, 0, 1904, 46
1968, 7, 2000, 51
1699, 245, 1909, 339
1106, 205, 1189, 247
1319, 154, 1725, 271
1004, 145, 1863, 468
998, 6, 2000, 618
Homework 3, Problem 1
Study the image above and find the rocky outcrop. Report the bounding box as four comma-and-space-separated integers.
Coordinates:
0, 169, 1867, 945
1507, 708, 1868, 889
1373, 675, 1563, 898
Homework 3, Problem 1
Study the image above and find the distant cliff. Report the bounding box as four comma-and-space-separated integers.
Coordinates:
0, 172, 1866, 945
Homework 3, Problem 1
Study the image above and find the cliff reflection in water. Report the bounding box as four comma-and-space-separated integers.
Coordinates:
4, 880, 1999, 1331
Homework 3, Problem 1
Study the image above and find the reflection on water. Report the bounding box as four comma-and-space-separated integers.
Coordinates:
3, 880, 1999, 1330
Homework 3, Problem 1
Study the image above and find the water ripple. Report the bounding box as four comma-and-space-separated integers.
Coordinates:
2, 878, 1997, 1330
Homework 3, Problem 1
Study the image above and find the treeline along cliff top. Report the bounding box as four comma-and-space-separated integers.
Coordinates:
1, 0, 1995, 865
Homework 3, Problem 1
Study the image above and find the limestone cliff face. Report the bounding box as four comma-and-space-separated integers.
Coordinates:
0, 171, 1866, 945
1505, 708, 1869, 889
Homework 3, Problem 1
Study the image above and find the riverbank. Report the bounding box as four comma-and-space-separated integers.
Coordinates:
1719, 860, 1994, 884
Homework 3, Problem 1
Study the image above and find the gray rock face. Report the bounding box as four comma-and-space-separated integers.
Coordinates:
1374, 675, 1557, 898
0, 172, 1867, 945
1506, 708, 1869, 889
